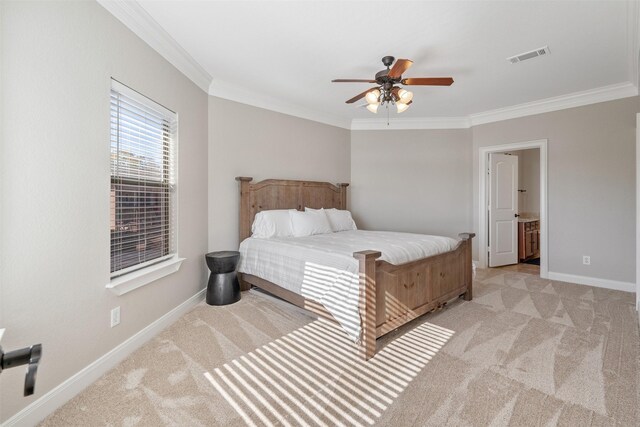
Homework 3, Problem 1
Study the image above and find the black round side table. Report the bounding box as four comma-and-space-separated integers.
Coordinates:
205, 251, 241, 306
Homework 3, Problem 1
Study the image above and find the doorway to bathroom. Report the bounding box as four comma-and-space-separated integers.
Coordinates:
478, 139, 548, 278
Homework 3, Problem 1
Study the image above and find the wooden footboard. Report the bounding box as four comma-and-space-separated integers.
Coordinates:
355, 232, 474, 360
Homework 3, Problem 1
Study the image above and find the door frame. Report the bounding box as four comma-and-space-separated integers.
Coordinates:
478, 139, 548, 278
636, 113, 640, 312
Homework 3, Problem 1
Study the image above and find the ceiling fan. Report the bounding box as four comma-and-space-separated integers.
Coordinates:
332, 56, 454, 114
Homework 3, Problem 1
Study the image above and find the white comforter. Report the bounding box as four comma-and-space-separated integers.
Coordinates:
238, 230, 459, 342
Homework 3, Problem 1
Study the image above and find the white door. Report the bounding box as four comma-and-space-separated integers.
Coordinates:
489, 153, 518, 267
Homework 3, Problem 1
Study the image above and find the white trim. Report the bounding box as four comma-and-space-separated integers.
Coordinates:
110, 254, 174, 279
468, 82, 638, 126
209, 79, 351, 130
106, 257, 185, 296
1, 289, 206, 427
349, 83, 638, 130
547, 272, 635, 293
97, 0, 211, 92
478, 139, 548, 279
350, 116, 471, 130
636, 113, 640, 312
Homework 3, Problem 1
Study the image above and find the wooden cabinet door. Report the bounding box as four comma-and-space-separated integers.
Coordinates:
518, 223, 526, 260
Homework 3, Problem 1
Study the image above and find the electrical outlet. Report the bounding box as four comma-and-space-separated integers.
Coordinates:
110, 306, 120, 327
582, 256, 591, 265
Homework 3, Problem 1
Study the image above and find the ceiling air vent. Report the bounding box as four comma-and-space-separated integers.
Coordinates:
507, 46, 550, 64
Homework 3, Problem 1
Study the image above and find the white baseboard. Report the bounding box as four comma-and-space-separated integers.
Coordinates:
2, 288, 206, 427
547, 271, 635, 293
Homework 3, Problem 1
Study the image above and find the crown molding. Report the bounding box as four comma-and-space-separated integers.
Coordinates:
468, 82, 638, 126
350, 116, 471, 131
209, 79, 351, 129
350, 82, 638, 130
97, 0, 211, 92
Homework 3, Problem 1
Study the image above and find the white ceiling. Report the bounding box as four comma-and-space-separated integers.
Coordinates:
121, 1, 638, 128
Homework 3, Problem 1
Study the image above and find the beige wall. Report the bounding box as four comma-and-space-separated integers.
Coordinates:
351, 98, 636, 286
208, 97, 351, 251
0, 1, 208, 422
350, 129, 473, 238
472, 97, 638, 283
518, 148, 540, 215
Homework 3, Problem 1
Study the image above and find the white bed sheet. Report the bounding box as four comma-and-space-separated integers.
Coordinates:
238, 230, 459, 342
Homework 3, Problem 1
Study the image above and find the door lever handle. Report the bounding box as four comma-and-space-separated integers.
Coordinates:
515, 214, 520, 217
25, 344, 41, 396
0, 343, 42, 396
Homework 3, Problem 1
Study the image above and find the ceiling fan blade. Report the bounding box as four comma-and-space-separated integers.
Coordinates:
388, 59, 413, 78
345, 87, 379, 104
402, 77, 454, 86
332, 79, 377, 83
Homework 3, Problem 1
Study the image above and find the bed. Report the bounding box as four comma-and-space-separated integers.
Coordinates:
235, 177, 474, 360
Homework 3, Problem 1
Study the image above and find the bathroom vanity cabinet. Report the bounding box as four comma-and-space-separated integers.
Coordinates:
518, 219, 540, 261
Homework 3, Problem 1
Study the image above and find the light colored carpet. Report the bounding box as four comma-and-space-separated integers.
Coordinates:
41, 269, 639, 426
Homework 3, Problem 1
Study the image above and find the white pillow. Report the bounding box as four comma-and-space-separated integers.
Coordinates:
306, 207, 357, 232
289, 209, 333, 237
251, 209, 294, 238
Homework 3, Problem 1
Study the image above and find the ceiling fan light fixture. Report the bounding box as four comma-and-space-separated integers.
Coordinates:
365, 89, 381, 104
397, 88, 413, 103
396, 102, 410, 113
332, 56, 454, 119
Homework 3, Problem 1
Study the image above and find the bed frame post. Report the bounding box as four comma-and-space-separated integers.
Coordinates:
354, 250, 381, 361
337, 183, 349, 209
458, 232, 475, 301
236, 177, 253, 243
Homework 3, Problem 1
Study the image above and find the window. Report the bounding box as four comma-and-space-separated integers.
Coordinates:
110, 80, 177, 278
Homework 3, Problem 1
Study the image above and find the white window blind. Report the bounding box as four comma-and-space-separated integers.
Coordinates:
110, 80, 177, 277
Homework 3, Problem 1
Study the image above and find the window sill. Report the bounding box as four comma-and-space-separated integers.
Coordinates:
106, 257, 185, 296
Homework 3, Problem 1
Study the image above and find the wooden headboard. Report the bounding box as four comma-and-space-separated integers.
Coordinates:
236, 177, 349, 242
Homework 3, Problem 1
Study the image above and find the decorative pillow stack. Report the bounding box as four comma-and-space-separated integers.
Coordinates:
289, 209, 333, 237
308, 208, 358, 232
250, 208, 357, 238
